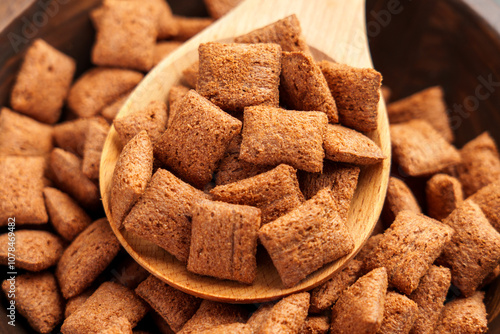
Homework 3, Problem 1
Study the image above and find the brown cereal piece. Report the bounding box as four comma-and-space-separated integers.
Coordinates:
204, 0, 242, 18
331, 267, 388, 334
259, 293, 310, 333
2, 272, 64, 333
377, 292, 418, 334
187, 199, 261, 284
177, 300, 248, 334
197, 43, 281, 112
381, 85, 391, 102
154, 41, 183, 66
381, 177, 421, 224
53, 117, 108, 156
390, 120, 461, 176
234, 14, 310, 54
182, 62, 199, 89
0, 107, 53, 156
240, 106, 327, 172
246, 303, 274, 333
408, 265, 451, 334
10, 39, 75, 124
323, 124, 385, 165
309, 259, 363, 313
364, 211, 454, 295
434, 291, 487, 334
470, 180, 500, 232
196, 323, 252, 334
318, 61, 381, 132
111, 131, 153, 229
49, 148, 100, 210
172, 16, 214, 41
457, 132, 500, 196
299, 316, 330, 334
0, 156, 48, 225
0, 230, 63, 271
299, 162, 360, 222
155, 90, 242, 188
114, 101, 167, 146
65, 289, 94, 318
135, 275, 201, 332
56, 218, 121, 299
168, 84, 190, 111
482, 265, 500, 287
61, 282, 149, 334
123, 169, 209, 262
280, 52, 338, 123
426, 174, 463, 221
44, 187, 92, 241
102, 94, 130, 122
146, 0, 178, 40
439, 200, 500, 296
387, 86, 453, 142
91, 1, 157, 72
82, 119, 110, 180
214, 152, 272, 186
99, 317, 133, 334
354, 234, 384, 265
259, 188, 355, 287
68, 68, 143, 118
211, 164, 304, 224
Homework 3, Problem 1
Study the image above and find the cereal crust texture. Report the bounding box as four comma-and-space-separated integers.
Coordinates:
426, 173, 463, 221
299, 316, 330, 334
82, 119, 110, 180
434, 291, 487, 334
53, 117, 108, 156
239, 106, 327, 173
259, 188, 354, 287
381, 177, 421, 224
259, 292, 310, 334
377, 292, 418, 334
173, 16, 214, 41
197, 43, 281, 111
470, 180, 500, 232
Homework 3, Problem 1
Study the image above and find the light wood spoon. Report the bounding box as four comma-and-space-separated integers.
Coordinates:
100, 0, 390, 303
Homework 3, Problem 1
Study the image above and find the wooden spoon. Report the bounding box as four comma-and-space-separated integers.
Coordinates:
100, 0, 390, 303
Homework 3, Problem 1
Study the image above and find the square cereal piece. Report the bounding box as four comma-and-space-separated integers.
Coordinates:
426, 174, 463, 221
56, 218, 121, 299
470, 180, 500, 232
377, 292, 418, 334
123, 169, 210, 262
49, 148, 100, 210
187, 199, 261, 284
182, 61, 199, 89
280, 51, 338, 123
53, 117, 108, 156
434, 291, 487, 334
331, 267, 388, 334
247, 304, 274, 333
44, 187, 92, 241
68, 68, 143, 118
82, 119, 110, 180
239, 106, 327, 173
390, 119, 461, 176
0, 107, 53, 156
197, 43, 281, 112
154, 41, 182, 66
364, 211, 453, 295
65, 289, 94, 318
299, 161, 360, 222
2, 272, 64, 333
10, 39, 75, 124
135, 275, 201, 332
61, 282, 149, 334
354, 233, 383, 265
259, 292, 310, 333
111, 131, 153, 229
177, 300, 248, 334
210, 164, 304, 224
300, 316, 330, 334
309, 259, 363, 313
387, 86, 453, 142
439, 200, 500, 296
408, 265, 451, 334
204, 0, 242, 19
381, 177, 421, 225
318, 61, 381, 132
0, 230, 64, 271
235, 14, 311, 55
172, 16, 214, 41
101, 93, 130, 122
215, 152, 272, 186
0, 156, 48, 225
155, 90, 242, 188
114, 101, 167, 146
323, 124, 385, 165
91, 1, 157, 72
457, 132, 500, 196
259, 188, 355, 287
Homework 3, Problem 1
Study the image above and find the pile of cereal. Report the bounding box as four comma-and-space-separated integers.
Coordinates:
0, 0, 498, 333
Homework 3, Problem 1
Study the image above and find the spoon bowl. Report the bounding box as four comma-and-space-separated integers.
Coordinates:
100, 0, 390, 303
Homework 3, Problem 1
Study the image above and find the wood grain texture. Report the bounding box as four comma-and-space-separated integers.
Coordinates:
99, 0, 391, 303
